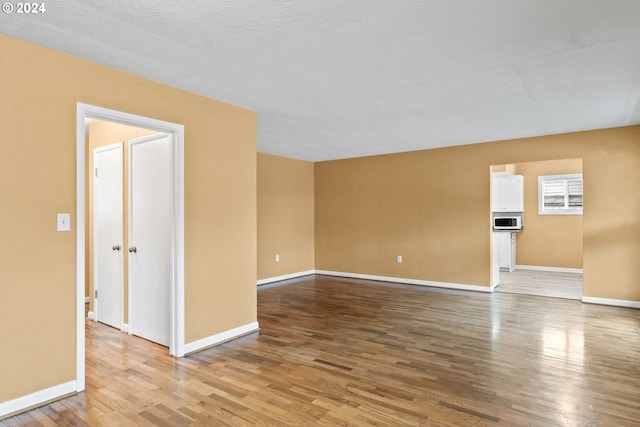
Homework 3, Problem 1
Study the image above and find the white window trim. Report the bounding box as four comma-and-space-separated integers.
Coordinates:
538, 173, 583, 215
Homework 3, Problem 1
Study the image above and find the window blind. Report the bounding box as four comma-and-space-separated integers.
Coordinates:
539, 174, 583, 214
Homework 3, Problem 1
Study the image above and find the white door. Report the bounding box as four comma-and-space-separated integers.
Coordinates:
128, 133, 173, 346
94, 143, 124, 329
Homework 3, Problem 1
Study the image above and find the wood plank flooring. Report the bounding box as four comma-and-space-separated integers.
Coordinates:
3, 275, 640, 426
496, 269, 583, 300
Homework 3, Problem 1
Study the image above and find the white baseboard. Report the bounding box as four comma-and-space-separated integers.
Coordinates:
257, 270, 315, 285
86, 314, 128, 332
0, 380, 76, 420
85, 297, 90, 303
581, 296, 640, 309
315, 270, 493, 293
516, 265, 583, 274
183, 321, 260, 355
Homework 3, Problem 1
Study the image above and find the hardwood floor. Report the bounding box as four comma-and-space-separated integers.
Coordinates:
3, 275, 640, 426
495, 269, 583, 300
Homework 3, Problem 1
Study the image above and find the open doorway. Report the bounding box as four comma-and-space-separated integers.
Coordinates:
89, 125, 174, 346
75, 104, 185, 393
490, 159, 584, 300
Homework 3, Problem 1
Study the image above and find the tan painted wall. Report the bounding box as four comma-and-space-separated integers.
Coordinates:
315, 126, 640, 301
491, 164, 517, 174
0, 35, 256, 403
257, 153, 315, 280
87, 121, 158, 320
315, 147, 492, 286
515, 159, 583, 269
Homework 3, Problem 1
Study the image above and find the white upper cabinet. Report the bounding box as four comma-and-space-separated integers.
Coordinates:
492, 174, 524, 212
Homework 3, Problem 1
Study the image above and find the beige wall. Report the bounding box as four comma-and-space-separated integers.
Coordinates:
315, 126, 640, 301
315, 147, 492, 286
514, 158, 583, 269
0, 35, 256, 403
491, 164, 518, 174
87, 121, 158, 319
257, 153, 315, 280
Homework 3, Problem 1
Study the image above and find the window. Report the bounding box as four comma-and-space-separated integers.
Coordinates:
538, 174, 583, 215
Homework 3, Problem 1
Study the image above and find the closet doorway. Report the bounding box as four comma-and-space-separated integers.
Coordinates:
92, 133, 174, 346
76, 103, 185, 393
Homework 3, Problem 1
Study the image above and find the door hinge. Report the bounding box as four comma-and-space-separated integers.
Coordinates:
95, 168, 98, 177
94, 290, 98, 298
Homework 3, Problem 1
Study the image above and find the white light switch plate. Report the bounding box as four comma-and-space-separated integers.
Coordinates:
57, 213, 71, 231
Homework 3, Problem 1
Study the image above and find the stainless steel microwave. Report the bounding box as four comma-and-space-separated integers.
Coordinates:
493, 216, 522, 230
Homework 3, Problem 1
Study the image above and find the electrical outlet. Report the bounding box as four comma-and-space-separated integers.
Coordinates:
397, 255, 403, 263
275, 254, 280, 262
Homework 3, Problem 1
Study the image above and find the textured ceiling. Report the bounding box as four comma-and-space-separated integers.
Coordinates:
2, 1, 640, 161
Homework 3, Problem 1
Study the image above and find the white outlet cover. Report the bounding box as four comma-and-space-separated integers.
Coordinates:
397, 255, 403, 263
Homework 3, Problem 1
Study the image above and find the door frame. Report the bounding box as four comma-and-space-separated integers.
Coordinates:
76, 103, 185, 393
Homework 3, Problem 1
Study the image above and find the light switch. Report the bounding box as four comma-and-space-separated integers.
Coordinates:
57, 213, 71, 231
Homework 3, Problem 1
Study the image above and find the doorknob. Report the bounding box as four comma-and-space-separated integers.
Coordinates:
129, 246, 137, 253
112, 245, 121, 251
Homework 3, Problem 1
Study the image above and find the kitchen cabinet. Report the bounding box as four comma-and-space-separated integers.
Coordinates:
492, 232, 500, 287
492, 174, 524, 212
494, 231, 516, 272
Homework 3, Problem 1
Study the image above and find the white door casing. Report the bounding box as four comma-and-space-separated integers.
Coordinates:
93, 143, 124, 330
77, 103, 185, 395
128, 133, 173, 347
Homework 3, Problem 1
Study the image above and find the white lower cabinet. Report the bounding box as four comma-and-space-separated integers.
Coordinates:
494, 232, 516, 272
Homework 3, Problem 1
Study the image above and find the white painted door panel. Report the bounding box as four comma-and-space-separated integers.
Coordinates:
94, 143, 124, 330
129, 134, 173, 347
